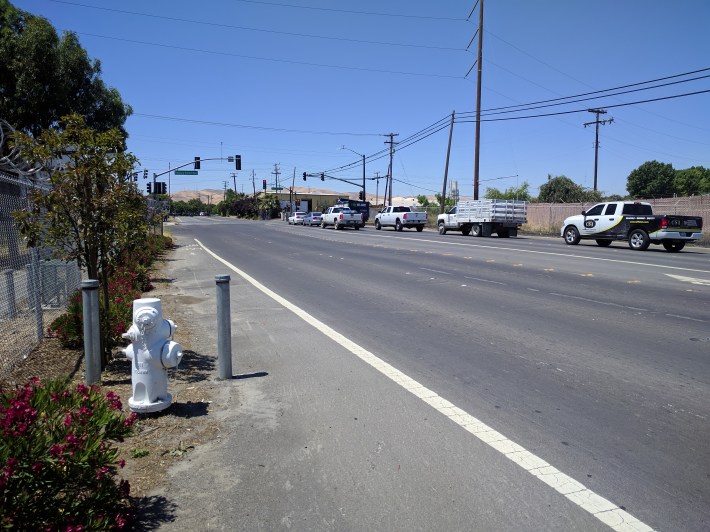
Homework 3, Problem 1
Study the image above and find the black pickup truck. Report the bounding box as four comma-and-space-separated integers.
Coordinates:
561, 201, 703, 252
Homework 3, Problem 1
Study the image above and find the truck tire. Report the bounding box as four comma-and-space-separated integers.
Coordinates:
662, 241, 685, 252
497, 229, 510, 238
628, 229, 650, 251
395, 219, 403, 232
461, 225, 471, 236
596, 239, 612, 247
321, 220, 326, 229
375, 220, 382, 230
416, 226, 424, 232
334, 220, 340, 230
354, 225, 360, 230
438, 222, 447, 235
471, 224, 482, 237
563, 225, 581, 245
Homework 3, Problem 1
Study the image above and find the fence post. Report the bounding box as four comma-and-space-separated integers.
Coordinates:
3, 269, 17, 319
27, 248, 43, 341
215, 275, 233, 380
81, 279, 101, 385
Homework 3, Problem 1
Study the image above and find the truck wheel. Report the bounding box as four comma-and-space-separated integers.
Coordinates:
438, 222, 447, 235
497, 229, 510, 238
563, 225, 581, 245
334, 220, 340, 230
662, 241, 685, 252
416, 226, 424, 232
354, 225, 360, 230
321, 221, 326, 229
471, 224, 482, 237
596, 239, 612, 247
461, 225, 471, 236
628, 229, 650, 251
375, 220, 382, 230
395, 219, 403, 232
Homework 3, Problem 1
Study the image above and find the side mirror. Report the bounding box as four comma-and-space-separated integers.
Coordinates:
581, 210, 586, 216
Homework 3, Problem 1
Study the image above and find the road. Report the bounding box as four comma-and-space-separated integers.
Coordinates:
170, 217, 710, 530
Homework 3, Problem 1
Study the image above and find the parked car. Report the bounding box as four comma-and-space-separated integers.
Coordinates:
288, 211, 307, 224
321, 207, 363, 229
303, 211, 322, 226
375, 206, 427, 231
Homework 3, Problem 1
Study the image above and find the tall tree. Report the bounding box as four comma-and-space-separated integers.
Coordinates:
626, 160, 675, 198
537, 175, 601, 203
12, 115, 148, 365
675, 166, 710, 196
0, 0, 131, 137
484, 181, 531, 201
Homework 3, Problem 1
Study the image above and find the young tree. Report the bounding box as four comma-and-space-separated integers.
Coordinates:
626, 160, 675, 198
675, 166, 710, 196
12, 115, 148, 365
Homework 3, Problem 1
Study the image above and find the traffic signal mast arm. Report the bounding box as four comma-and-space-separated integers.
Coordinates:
151, 157, 231, 179
304, 172, 364, 190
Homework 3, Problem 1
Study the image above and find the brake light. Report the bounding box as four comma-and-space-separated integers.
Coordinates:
403, 213, 408, 220
660, 218, 668, 228
339, 213, 343, 220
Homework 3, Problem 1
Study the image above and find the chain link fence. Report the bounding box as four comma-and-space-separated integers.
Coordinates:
0, 170, 82, 379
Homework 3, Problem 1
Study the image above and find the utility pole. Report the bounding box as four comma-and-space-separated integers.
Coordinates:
441, 111, 456, 213
223, 181, 227, 201
272, 163, 281, 192
384, 133, 399, 206
374, 172, 381, 207
472, 0, 484, 200
230, 172, 237, 194
251, 170, 256, 196
584, 108, 614, 191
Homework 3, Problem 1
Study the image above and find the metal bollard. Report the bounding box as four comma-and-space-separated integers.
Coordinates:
215, 275, 233, 380
81, 280, 101, 385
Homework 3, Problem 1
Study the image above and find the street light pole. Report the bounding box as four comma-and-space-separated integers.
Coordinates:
341, 146, 366, 200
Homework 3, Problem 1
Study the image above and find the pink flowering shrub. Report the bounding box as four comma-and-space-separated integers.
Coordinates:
0, 378, 137, 530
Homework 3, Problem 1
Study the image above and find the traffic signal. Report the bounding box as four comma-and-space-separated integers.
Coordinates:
146, 183, 152, 194
302, 172, 307, 181
235, 155, 241, 171
133, 173, 138, 182
143, 169, 148, 179
359, 191, 365, 200
262, 179, 267, 190
194, 156, 200, 170
320, 173, 325, 181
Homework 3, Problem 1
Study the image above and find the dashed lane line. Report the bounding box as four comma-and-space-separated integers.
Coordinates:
195, 238, 654, 532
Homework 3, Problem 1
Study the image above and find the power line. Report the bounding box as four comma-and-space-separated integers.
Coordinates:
53, 0, 466, 52
75, 32, 464, 79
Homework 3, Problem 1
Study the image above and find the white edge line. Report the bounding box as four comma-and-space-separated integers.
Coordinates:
194, 238, 654, 532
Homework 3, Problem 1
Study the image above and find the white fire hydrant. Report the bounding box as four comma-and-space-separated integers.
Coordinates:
122, 298, 183, 413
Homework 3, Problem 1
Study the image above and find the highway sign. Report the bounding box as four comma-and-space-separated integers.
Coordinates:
175, 170, 198, 175
271, 187, 284, 190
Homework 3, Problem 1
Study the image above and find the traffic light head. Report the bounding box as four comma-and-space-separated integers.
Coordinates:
321, 173, 325, 181
194, 156, 201, 170
262, 179, 267, 190
359, 191, 365, 200
235, 155, 241, 171
147, 183, 152, 194
302, 172, 307, 181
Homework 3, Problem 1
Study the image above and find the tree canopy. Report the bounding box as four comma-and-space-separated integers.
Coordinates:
537, 175, 602, 203
484, 181, 531, 201
626, 160, 676, 198
0, 0, 131, 137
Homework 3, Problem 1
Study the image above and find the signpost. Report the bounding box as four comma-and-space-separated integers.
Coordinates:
174, 170, 198, 175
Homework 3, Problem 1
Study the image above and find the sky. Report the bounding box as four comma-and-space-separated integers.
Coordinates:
11, 0, 710, 200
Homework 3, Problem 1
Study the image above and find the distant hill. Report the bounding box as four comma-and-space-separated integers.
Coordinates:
168, 187, 438, 207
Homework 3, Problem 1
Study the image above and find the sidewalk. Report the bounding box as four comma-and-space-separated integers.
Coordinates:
143, 231, 606, 531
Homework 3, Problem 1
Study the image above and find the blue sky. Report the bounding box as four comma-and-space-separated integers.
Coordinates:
12, 0, 710, 199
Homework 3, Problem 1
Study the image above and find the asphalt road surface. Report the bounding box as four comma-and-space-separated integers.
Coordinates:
167, 217, 709, 531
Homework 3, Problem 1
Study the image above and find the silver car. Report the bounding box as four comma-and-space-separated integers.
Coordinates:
303, 211, 322, 226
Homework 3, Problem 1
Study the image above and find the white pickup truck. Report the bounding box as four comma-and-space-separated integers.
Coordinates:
561, 200, 703, 251
320, 206, 363, 230
438, 199, 527, 237
374, 206, 427, 232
